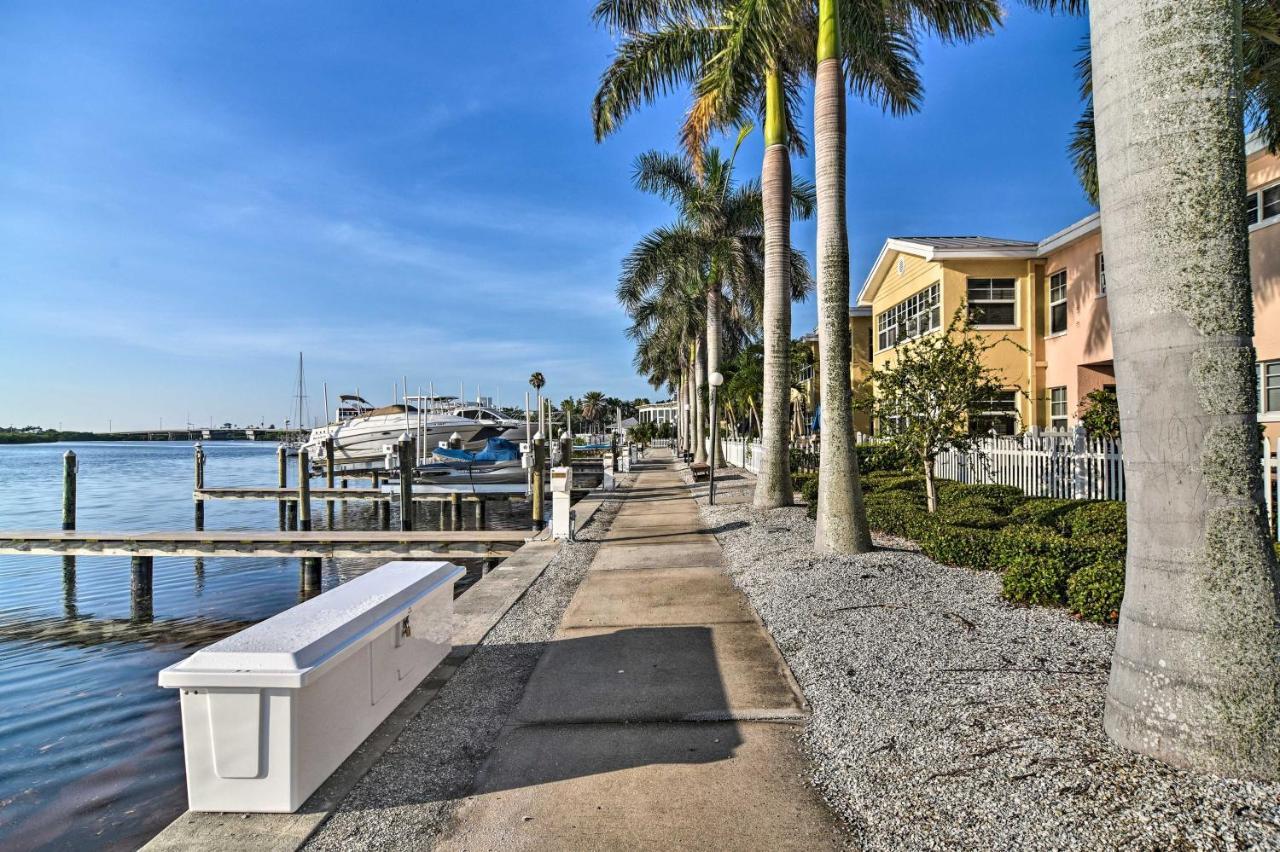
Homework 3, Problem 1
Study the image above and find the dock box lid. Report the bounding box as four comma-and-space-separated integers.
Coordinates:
158, 560, 464, 689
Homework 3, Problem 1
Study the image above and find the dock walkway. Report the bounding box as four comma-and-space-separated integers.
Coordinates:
432, 451, 840, 849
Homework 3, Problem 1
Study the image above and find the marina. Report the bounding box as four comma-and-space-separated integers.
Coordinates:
0, 439, 597, 849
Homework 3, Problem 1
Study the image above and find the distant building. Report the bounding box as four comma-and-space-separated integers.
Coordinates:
637, 400, 678, 426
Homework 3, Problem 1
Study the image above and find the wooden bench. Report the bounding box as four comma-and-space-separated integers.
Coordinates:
690, 462, 711, 482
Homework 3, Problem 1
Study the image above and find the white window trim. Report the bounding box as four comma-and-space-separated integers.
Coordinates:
1048, 269, 1069, 336
1247, 181, 1280, 231
875, 282, 941, 353
967, 277, 1020, 330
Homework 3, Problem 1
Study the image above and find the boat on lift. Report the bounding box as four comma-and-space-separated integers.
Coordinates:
302, 394, 504, 469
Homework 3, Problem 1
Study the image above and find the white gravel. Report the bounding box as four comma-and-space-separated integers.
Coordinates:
697, 493, 1280, 851
303, 496, 622, 852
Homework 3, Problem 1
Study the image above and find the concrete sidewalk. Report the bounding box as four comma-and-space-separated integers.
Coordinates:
435, 452, 841, 850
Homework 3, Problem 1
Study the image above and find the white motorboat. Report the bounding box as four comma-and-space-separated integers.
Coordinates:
302, 395, 504, 469
449, 404, 528, 441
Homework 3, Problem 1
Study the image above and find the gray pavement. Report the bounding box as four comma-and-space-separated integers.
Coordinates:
434, 452, 841, 850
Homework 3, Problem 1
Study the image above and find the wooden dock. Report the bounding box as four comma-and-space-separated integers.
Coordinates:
0, 530, 531, 559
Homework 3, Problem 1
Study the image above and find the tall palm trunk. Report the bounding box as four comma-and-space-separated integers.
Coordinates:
1092, 0, 1280, 776
693, 336, 708, 464
755, 66, 796, 508
706, 280, 725, 466
813, 0, 872, 553
677, 372, 686, 453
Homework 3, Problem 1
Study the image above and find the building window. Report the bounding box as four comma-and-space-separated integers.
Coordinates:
970, 390, 1019, 436
1049, 270, 1068, 334
1095, 252, 1106, 296
1259, 361, 1280, 414
967, 278, 1017, 327
1050, 387, 1068, 431
876, 282, 941, 351
1247, 182, 1280, 226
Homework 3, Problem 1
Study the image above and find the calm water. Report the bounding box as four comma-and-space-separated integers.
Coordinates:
0, 441, 530, 851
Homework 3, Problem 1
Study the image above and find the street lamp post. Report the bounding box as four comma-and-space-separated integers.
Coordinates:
708, 371, 723, 505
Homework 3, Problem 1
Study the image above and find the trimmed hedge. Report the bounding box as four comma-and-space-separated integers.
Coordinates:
1067, 560, 1125, 624
796, 470, 1129, 625
1008, 498, 1088, 530
1062, 501, 1127, 541
918, 523, 1002, 570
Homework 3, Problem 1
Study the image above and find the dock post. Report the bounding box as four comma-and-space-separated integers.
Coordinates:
324, 437, 336, 527
451, 492, 462, 529
131, 556, 154, 623
193, 443, 206, 531
298, 448, 312, 532
611, 432, 619, 473
531, 435, 546, 532
286, 500, 298, 530
277, 444, 288, 529
61, 450, 77, 530
61, 450, 78, 614
372, 470, 389, 529
398, 440, 414, 531
301, 558, 322, 596
475, 498, 485, 527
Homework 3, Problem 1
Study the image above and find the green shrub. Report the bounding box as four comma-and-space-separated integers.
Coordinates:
1009, 498, 1089, 530
936, 482, 1026, 513
1067, 560, 1125, 623
992, 525, 1072, 568
938, 505, 1006, 530
861, 472, 924, 495
864, 492, 929, 538
800, 476, 818, 508
1002, 554, 1076, 607
856, 443, 915, 474
793, 472, 815, 495
1062, 501, 1127, 541
918, 523, 1002, 570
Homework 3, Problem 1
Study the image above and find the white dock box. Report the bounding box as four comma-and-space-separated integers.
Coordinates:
158, 560, 465, 813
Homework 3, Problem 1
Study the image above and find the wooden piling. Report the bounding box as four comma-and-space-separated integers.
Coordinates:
131, 555, 154, 622
450, 492, 462, 529
398, 440, 414, 532
611, 432, 619, 473
277, 444, 288, 529
61, 450, 77, 530
193, 443, 206, 531
531, 436, 546, 532
297, 448, 312, 532
301, 557, 321, 592
475, 498, 485, 527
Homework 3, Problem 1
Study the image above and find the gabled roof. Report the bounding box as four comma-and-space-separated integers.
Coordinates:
891, 236, 1038, 251
857, 235, 1040, 306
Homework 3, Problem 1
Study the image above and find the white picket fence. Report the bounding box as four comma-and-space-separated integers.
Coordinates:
719, 438, 764, 474
933, 429, 1126, 501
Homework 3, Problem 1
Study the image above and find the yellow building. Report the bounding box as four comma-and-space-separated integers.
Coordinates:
794, 307, 874, 436
858, 237, 1042, 434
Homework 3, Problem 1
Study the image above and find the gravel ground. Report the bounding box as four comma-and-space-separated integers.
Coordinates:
304, 495, 622, 852
697, 491, 1280, 851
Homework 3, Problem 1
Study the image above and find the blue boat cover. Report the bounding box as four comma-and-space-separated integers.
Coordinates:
433, 438, 520, 463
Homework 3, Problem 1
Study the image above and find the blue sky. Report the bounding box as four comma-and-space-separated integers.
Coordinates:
0, 2, 1092, 431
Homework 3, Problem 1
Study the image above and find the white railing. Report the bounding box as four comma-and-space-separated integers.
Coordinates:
933, 428, 1125, 501
711, 438, 764, 474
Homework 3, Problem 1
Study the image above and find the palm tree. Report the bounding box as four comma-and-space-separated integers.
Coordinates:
811, 0, 999, 553
580, 391, 608, 432
1075, 0, 1280, 777
528, 372, 545, 436
593, 0, 811, 498
617, 146, 814, 465
560, 397, 578, 434
1030, 0, 1280, 205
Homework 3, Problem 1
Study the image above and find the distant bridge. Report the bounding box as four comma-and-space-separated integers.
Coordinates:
98, 428, 289, 442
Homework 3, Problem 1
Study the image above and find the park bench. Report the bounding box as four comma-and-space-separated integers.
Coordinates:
690, 462, 711, 481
